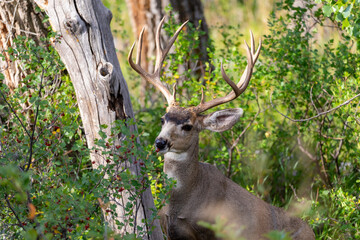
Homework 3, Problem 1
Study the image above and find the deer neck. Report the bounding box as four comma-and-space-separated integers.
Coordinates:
163, 140, 199, 192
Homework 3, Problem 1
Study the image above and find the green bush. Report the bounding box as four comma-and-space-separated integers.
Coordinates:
0, 32, 173, 239
1, 0, 359, 239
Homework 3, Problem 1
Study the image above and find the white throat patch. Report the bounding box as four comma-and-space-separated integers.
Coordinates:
164, 152, 188, 161
164, 152, 188, 189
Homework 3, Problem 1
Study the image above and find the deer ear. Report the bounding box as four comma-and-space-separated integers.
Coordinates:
201, 108, 243, 132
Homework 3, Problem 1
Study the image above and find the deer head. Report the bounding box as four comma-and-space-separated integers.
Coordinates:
128, 17, 261, 155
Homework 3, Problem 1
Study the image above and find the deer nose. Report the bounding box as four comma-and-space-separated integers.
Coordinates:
155, 138, 168, 150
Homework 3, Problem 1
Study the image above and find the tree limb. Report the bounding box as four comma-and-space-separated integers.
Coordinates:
270, 91, 360, 122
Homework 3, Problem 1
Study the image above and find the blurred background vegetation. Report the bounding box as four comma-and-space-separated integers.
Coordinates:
0, 0, 359, 239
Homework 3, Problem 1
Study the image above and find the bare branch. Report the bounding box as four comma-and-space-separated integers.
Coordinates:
297, 135, 316, 162
4, 194, 26, 231
354, 100, 360, 125
25, 65, 45, 171
270, 92, 360, 122
0, 88, 31, 137
0, 19, 40, 36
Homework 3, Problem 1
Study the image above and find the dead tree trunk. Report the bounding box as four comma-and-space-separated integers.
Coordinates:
33, 0, 163, 239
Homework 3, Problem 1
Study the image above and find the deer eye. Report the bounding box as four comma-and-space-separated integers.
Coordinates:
181, 124, 193, 131
161, 118, 165, 125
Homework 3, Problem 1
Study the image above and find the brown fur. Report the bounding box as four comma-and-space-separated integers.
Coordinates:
157, 106, 315, 240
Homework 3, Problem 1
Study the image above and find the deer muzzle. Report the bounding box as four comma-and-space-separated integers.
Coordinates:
155, 138, 169, 152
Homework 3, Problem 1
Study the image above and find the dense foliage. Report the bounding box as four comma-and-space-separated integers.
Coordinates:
0, 31, 172, 239
318, 0, 360, 38
0, 0, 359, 239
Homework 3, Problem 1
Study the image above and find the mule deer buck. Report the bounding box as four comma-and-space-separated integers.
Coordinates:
128, 17, 315, 240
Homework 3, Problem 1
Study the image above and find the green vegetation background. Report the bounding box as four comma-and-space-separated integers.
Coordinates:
0, 0, 359, 239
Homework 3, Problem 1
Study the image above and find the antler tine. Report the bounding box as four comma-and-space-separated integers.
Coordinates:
220, 61, 241, 97
236, 36, 261, 89
154, 17, 166, 72
128, 28, 173, 105
128, 40, 148, 78
200, 87, 205, 104
172, 82, 177, 101
155, 17, 189, 72
128, 17, 188, 106
238, 40, 254, 93
194, 33, 261, 114
250, 30, 255, 55
136, 27, 145, 65
251, 30, 262, 63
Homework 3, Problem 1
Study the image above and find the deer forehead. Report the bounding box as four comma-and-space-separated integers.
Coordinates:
164, 107, 197, 125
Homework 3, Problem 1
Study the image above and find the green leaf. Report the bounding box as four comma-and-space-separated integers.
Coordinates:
323, 5, 333, 17
98, 130, 107, 139
335, 12, 344, 21
342, 18, 350, 28
342, 4, 352, 18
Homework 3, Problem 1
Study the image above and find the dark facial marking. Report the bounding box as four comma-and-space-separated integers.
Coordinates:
164, 111, 191, 125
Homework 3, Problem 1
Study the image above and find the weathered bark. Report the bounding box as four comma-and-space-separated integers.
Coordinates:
34, 0, 163, 239
0, 0, 49, 91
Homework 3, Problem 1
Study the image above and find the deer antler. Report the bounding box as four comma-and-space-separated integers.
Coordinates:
128, 17, 189, 106
194, 31, 262, 113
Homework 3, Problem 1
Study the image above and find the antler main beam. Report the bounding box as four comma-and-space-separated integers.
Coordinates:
194, 31, 262, 113
128, 17, 188, 106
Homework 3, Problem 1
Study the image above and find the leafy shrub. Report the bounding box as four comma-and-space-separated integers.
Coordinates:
0, 31, 173, 239
1, 0, 359, 239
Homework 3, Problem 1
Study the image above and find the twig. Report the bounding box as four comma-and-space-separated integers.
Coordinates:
331, 118, 348, 176
0, 19, 40, 36
353, 100, 360, 125
319, 133, 344, 140
3, 0, 19, 47
0, 89, 31, 137
270, 92, 360, 122
297, 135, 316, 161
4, 194, 26, 230
25, 65, 46, 171
289, 184, 299, 200
310, 85, 319, 114
0, 0, 16, 4
318, 118, 332, 188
